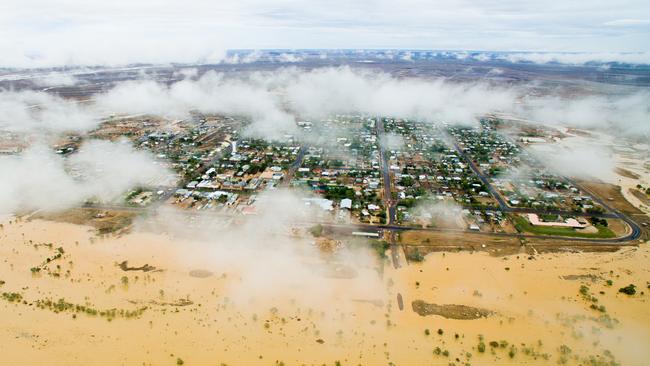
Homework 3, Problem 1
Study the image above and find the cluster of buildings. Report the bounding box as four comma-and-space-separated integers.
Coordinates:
82, 113, 611, 235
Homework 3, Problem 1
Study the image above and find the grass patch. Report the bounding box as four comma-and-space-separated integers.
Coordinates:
406, 248, 425, 262
309, 224, 323, 237
513, 216, 615, 238
370, 240, 390, 258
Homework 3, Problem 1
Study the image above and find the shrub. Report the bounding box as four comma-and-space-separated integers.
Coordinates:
370, 240, 390, 258
477, 342, 486, 353
408, 249, 425, 262
619, 284, 636, 295
309, 224, 323, 237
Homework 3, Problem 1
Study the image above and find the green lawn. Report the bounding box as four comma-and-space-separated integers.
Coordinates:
513, 216, 616, 239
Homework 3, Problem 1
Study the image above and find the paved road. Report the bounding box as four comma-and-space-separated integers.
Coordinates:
453, 141, 642, 242
569, 178, 642, 242
80, 122, 642, 249
280, 145, 308, 188
81, 201, 639, 244
453, 142, 508, 209
376, 117, 401, 267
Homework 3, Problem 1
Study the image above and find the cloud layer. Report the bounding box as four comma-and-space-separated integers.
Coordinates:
0, 140, 173, 214
2, 66, 648, 141
94, 67, 650, 136
0, 66, 647, 216
137, 190, 386, 307
1, 0, 649, 67
0, 91, 98, 133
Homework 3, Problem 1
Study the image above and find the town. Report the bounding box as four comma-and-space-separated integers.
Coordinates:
20, 111, 640, 269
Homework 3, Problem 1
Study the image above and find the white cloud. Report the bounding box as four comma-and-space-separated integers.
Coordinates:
279, 67, 517, 124
32, 72, 80, 87
95, 71, 297, 139
604, 19, 650, 27
497, 52, 650, 65
136, 189, 386, 307
518, 92, 650, 136
1, 0, 649, 67
0, 90, 98, 133
3, 66, 648, 143
0, 140, 174, 214
92, 66, 521, 139
91, 66, 650, 139
528, 137, 617, 180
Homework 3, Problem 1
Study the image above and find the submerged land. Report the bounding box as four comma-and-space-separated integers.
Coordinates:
1, 216, 649, 365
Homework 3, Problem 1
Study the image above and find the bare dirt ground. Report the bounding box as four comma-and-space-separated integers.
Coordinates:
615, 167, 640, 180
578, 181, 650, 241
630, 189, 650, 207
578, 181, 643, 216
31, 208, 136, 235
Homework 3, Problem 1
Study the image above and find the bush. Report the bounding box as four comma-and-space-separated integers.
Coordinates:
407, 249, 425, 262
477, 342, 486, 353
619, 284, 636, 295
370, 240, 390, 258
399, 176, 414, 187
309, 224, 323, 237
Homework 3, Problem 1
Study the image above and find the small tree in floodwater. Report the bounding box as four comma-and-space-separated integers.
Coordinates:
618, 284, 636, 295
309, 224, 323, 237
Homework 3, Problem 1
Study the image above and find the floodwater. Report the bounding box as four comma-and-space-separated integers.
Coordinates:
1, 218, 648, 365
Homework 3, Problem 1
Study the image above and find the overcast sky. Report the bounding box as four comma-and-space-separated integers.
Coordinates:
1, 0, 649, 67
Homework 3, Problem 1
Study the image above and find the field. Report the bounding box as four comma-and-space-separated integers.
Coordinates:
512, 215, 616, 239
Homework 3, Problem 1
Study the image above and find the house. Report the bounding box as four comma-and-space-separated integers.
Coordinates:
340, 198, 352, 209
527, 214, 587, 228
368, 204, 380, 211
174, 189, 190, 197
303, 198, 334, 211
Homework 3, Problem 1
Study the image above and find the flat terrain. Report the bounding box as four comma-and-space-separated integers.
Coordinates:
512, 215, 616, 239
1, 218, 649, 365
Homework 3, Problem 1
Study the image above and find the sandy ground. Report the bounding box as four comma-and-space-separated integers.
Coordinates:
610, 151, 650, 216
1, 216, 649, 366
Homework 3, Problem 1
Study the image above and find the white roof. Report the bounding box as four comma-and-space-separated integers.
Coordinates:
340, 198, 352, 209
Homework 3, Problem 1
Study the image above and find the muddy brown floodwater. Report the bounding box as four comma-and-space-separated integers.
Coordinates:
0, 217, 649, 365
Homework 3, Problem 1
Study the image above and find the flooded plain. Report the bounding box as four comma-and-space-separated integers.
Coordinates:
1, 216, 648, 365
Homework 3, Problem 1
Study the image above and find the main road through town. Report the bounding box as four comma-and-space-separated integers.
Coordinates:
375, 117, 402, 268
